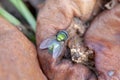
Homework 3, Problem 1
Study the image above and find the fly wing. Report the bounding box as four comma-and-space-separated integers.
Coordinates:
39, 37, 55, 49
52, 42, 64, 59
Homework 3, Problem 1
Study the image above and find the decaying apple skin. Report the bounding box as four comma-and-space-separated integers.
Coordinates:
85, 4, 120, 80
36, 0, 97, 80
0, 16, 47, 80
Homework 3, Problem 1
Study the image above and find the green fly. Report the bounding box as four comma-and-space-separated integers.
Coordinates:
40, 30, 68, 58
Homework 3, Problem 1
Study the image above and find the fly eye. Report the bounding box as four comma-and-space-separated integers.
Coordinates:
56, 30, 68, 41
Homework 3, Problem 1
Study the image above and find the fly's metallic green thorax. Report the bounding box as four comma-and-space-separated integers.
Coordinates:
56, 30, 68, 42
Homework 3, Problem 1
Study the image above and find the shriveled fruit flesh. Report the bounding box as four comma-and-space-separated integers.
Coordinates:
67, 18, 95, 70
85, 4, 120, 80
36, 0, 97, 79
0, 16, 47, 80
67, 1, 120, 73
37, 14, 97, 80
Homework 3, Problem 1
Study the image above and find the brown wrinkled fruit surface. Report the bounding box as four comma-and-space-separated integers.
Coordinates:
85, 4, 120, 80
0, 16, 47, 80
3, 0, 120, 80
36, 0, 97, 80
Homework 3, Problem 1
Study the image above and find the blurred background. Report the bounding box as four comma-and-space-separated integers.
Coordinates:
0, 0, 45, 43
